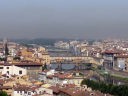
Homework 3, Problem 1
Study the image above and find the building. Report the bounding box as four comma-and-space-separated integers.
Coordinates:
54, 41, 70, 49
14, 62, 42, 80
114, 55, 128, 71
102, 50, 124, 68
49, 84, 112, 96
0, 64, 27, 78
39, 70, 85, 86
13, 85, 53, 96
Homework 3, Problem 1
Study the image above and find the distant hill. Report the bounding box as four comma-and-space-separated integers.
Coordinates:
11, 38, 72, 46
7, 38, 97, 46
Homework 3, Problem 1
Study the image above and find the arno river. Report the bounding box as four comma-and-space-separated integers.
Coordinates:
47, 63, 128, 85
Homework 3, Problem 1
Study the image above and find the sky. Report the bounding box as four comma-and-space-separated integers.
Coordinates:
0, 0, 128, 39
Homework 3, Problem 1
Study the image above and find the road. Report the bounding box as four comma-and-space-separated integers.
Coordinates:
104, 63, 128, 78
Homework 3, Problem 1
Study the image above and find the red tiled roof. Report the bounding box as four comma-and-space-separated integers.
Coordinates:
47, 75, 53, 79
102, 50, 123, 54
49, 85, 112, 96
0, 63, 12, 66
0, 86, 12, 89
0, 62, 43, 66
0, 79, 5, 85
49, 86, 60, 94
115, 54, 128, 58
53, 73, 73, 79
14, 85, 39, 91
13, 62, 42, 66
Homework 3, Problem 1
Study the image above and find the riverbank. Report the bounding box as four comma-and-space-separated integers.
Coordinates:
95, 68, 128, 84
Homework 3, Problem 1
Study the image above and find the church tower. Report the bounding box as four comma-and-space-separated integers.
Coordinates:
3, 38, 9, 56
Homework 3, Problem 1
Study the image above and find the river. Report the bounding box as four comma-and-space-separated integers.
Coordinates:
47, 63, 128, 85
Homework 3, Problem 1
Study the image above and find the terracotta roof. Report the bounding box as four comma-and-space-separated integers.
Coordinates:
49, 86, 60, 94
1, 74, 8, 77
0, 79, 5, 85
47, 75, 53, 79
0, 63, 12, 66
115, 54, 128, 58
13, 62, 42, 66
0, 86, 12, 89
102, 50, 125, 54
14, 85, 39, 91
56, 73, 72, 79
11, 74, 18, 77
60, 88, 112, 96
39, 70, 49, 74
0, 62, 42, 66
49, 84, 112, 96
60, 88, 87, 96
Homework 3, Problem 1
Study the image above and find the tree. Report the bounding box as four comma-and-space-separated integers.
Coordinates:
81, 79, 128, 96
42, 63, 47, 71
0, 91, 8, 96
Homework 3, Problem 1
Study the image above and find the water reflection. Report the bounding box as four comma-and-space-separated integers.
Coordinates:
48, 64, 75, 70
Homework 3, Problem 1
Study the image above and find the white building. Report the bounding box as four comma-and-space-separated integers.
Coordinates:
54, 41, 70, 49
13, 86, 53, 96
0, 64, 27, 77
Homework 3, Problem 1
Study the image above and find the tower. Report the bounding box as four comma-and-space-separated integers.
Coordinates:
3, 38, 9, 56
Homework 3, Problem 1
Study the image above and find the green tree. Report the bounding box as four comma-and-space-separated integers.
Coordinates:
42, 63, 47, 71
81, 79, 128, 96
0, 91, 8, 96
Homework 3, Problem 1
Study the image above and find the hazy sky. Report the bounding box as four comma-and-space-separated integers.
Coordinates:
0, 0, 128, 39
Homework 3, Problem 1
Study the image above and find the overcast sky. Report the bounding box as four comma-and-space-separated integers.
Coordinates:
0, 0, 128, 39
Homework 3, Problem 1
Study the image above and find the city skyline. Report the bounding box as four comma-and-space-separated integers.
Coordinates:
0, 0, 128, 39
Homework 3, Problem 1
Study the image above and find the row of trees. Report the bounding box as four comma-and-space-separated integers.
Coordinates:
81, 79, 128, 96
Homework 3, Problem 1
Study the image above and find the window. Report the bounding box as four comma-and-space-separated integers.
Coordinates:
7, 76, 9, 78
7, 71, 9, 74
28, 92, 31, 95
27, 67, 30, 70
25, 91, 27, 94
0, 67, 3, 69
7, 67, 9, 69
19, 70, 22, 74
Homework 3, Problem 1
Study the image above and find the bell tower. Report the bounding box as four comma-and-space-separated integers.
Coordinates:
3, 38, 9, 56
